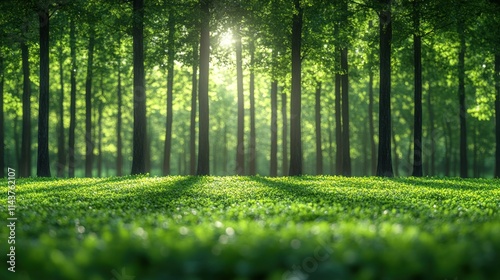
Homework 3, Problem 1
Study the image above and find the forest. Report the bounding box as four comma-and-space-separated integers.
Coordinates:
1, 0, 499, 178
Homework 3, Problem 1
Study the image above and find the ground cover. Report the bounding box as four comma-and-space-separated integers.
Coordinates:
1, 176, 500, 279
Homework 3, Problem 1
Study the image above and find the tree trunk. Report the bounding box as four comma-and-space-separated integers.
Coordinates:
197, 0, 210, 175
341, 47, 351, 176
427, 85, 436, 176
289, 0, 303, 176
20, 31, 31, 177
392, 127, 399, 176
412, 34, 423, 177
458, 22, 467, 178
340, 0, 351, 176
368, 70, 376, 175
131, 0, 147, 175
315, 81, 323, 175
0, 56, 4, 177
270, 80, 278, 177
98, 101, 103, 177
85, 27, 95, 177
163, 9, 175, 176
376, 0, 393, 177
190, 41, 198, 175
37, 9, 51, 177
57, 43, 65, 177
116, 36, 123, 176
335, 72, 342, 175
281, 88, 288, 175
444, 120, 452, 176
495, 53, 500, 177
68, 19, 77, 178
235, 24, 245, 175
249, 39, 256, 175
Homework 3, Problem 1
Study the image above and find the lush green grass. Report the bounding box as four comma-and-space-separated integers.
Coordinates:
1, 176, 500, 279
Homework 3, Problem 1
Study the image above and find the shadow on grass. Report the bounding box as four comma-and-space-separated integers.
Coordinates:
392, 177, 499, 191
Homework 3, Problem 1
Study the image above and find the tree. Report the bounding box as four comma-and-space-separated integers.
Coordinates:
235, 23, 245, 175
197, 0, 210, 175
85, 26, 95, 177
457, 21, 467, 178
56, 24, 66, 177
376, 0, 394, 177
163, 6, 175, 175
20, 23, 31, 177
190, 40, 198, 175
340, 0, 351, 176
131, 0, 147, 175
68, 18, 77, 177
0, 55, 4, 177
37, 5, 51, 177
270, 79, 278, 176
289, 0, 303, 176
411, 0, 423, 177
248, 38, 257, 175
315, 81, 323, 174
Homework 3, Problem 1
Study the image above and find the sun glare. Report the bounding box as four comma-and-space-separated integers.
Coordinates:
219, 31, 234, 48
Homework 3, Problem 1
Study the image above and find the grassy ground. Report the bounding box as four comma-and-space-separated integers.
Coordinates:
1, 176, 500, 279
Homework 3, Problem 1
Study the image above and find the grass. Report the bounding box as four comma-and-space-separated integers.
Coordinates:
1, 176, 500, 279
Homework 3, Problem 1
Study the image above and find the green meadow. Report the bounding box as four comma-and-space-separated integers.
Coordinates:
1, 176, 500, 279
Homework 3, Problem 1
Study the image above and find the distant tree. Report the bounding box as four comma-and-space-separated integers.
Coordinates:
289, 0, 303, 176
190, 40, 198, 175
20, 22, 31, 178
197, 0, 210, 175
131, 0, 147, 175
315, 81, 323, 175
163, 5, 175, 176
248, 38, 256, 175
376, 0, 394, 177
340, 0, 351, 176
116, 34, 123, 176
270, 78, 278, 176
235, 23, 245, 175
281, 88, 288, 175
68, 18, 77, 177
56, 24, 66, 177
37, 5, 51, 177
85, 26, 95, 178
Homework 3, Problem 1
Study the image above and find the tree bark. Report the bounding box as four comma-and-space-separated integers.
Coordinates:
315, 81, 323, 175
235, 23, 245, 175
0, 56, 4, 177
495, 53, 500, 177
163, 8, 175, 175
57, 43, 65, 177
427, 85, 436, 175
412, 34, 423, 177
116, 36, 123, 176
270, 80, 278, 177
458, 22, 467, 178
368, 71, 376, 175
190, 41, 198, 175
68, 19, 77, 178
335, 72, 342, 174
37, 8, 51, 177
197, 0, 210, 175
20, 29, 31, 177
85, 27, 95, 177
341, 47, 351, 176
249, 39, 256, 175
131, 0, 147, 175
376, 0, 393, 177
281, 88, 288, 175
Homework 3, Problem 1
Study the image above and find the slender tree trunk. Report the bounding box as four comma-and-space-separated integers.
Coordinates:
235, 23, 245, 175
223, 124, 228, 174
116, 37, 123, 176
98, 101, 103, 177
131, 0, 147, 175
427, 86, 436, 175
495, 53, 500, 177
458, 22, 467, 178
190, 41, 198, 175
68, 19, 77, 177
289, 0, 303, 176
37, 8, 51, 177
249, 39, 256, 175
163, 9, 175, 175
270, 80, 278, 177
20, 32, 31, 177
197, 0, 210, 175
392, 127, 399, 176
376, 0, 393, 177
315, 81, 323, 175
335, 72, 342, 175
412, 34, 423, 176
85, 27, 95, 177
444, 120, 452, 176
368, 71, 376, 175
341, 47, 351, 176
0, 56, 4, 177
57, 44, 65, 177
281, 88, 288, 175
340, 0, 351, 176
473, 124, 478, 178
327, 114, 334, 175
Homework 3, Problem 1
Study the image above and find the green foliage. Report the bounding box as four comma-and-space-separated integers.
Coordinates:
1, 176, 500, 279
